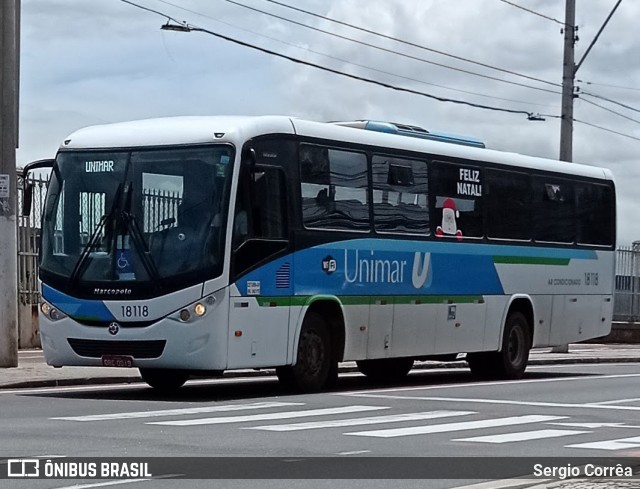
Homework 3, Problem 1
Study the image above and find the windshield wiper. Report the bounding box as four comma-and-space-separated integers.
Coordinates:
116, 181, 161, 285
69, 182, 123, 286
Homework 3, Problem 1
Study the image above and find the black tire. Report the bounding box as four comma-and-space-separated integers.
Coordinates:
277, 313, 334, 393
139, 368, 189, 391
468, 311, 531, 380
356, 357, 414, 382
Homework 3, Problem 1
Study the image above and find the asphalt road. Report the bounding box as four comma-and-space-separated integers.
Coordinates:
2, 363, 640, 489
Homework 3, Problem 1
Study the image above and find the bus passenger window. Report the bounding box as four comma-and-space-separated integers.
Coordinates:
300, 144, 369, 231
485, 170, 531, 240
575, 183, 614, 246
533, 177, 575, 243
431, 161, 483, 239
372, 155, 429, 234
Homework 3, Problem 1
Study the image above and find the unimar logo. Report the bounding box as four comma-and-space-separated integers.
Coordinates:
343, 250, 431, 289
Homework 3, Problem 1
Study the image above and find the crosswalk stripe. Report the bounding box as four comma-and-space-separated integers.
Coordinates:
345, 415, 567, 438
567, 436, 640, 451
52, 401, 304, 422
246, 410, 476, 432
148, 405, 389, 426
453, 429, 590, 444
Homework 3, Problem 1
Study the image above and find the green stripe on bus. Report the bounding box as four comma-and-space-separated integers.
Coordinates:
260, 295, 484, 307
493, 256, 570, 266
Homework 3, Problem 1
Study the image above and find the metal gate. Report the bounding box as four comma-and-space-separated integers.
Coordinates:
16, 172, 48, 348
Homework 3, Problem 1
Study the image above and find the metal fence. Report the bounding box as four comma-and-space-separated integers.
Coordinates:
613, 242, 640, 322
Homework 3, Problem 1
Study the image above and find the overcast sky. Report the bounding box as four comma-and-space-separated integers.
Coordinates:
18, 0, 640, 244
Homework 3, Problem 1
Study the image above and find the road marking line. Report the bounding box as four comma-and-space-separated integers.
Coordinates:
448, 478, 552, 489
337, 373, 640, 396
345, 415, 565, 438
454, 429, 589, 444
549, 422, 640, 428
51, 401, 304, 422
148, 405, 389, 426
245, 410, 476, 432
591, 397, 640, 405
337, 450, 371, 455
345, 393, 640, 413
567, 436, 640, 451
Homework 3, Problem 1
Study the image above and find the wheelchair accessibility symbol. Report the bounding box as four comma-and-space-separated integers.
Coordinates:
117, 252, 130, 270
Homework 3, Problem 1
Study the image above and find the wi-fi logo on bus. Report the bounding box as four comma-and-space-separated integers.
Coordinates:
322, 256, 337, 275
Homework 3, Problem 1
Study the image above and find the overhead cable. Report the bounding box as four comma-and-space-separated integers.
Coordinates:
122, 0, 549, 119
580, 96, 640, 125
577, 79, 640, 92
154, 0, 557, 108
218, 0, 562, 96
498, 0, 569, 27
573, 118, 640, 142
262, 0, 560, 88
581, 90, 640, 114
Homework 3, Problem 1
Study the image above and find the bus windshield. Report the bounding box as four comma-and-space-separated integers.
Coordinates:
40, 145, 234, 296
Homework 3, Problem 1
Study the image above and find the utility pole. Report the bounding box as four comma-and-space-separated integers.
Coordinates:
555, 0, 621, 354
559, 0, 576, 163
0, 0, 20, 367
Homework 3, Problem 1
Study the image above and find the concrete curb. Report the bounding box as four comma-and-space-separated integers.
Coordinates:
2, 355, 639, 391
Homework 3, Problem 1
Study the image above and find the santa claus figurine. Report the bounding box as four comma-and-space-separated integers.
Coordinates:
436, 198, 463, 240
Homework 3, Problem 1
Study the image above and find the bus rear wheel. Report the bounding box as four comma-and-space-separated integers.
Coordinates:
467, 311, 531, 380
139, 368, 189, 391
356, 358, 414, 382
277, 312, 334, 392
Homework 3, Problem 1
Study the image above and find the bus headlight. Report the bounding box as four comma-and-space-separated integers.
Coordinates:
179, 309, 191, 322
40, 301, 66, 322
194, 303, 206, 317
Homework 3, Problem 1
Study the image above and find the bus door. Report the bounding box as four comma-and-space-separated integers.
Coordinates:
228, 163, 291, 368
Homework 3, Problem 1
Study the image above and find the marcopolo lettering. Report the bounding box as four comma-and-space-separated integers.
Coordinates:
85, 160, 115, 173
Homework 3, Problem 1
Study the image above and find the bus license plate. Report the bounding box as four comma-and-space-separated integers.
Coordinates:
101, 355, 134, 368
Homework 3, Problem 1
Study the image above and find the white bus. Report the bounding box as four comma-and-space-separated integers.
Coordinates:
23, 116, 616, 391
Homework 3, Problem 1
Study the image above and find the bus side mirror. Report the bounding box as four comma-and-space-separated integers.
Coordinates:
22, 182, 33, 217
21, 158, 55, 217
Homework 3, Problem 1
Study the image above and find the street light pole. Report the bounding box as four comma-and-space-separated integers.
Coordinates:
0, 0, 20, 368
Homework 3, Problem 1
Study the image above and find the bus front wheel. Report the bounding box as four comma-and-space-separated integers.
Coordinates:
467, 311, 531, 380
277, 312, 334, 392
356, 358, 414, 381
139, 368, 189, 391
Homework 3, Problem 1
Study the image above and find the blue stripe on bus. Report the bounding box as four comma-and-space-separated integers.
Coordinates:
42, 284, 115, 322
235, 239, 598, 297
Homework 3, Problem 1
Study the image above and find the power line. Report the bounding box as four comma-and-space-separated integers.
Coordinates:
498, 0, 569, 27
154, 0, 557, 109
577, 79, 640, 92
262, 0, 560, 88
580, 90, 640, 114
580, 96, 640, 125
122, 0, 551, 119
218, 0, 562, 96
124, 1, 640, 145
574, 118, 640, 142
